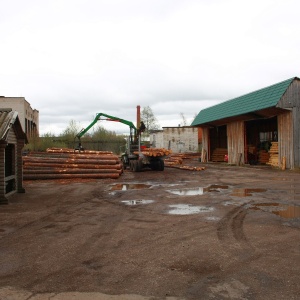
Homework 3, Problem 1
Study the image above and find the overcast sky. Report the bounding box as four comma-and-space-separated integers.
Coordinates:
1, 0, 300, 135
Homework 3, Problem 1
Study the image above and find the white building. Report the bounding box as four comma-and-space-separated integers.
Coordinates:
150, 126, 202, 153
0, 97, 39, 137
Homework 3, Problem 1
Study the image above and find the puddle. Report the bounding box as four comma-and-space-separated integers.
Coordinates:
111, 183, 152, 191
206, 216, 220, 221
121, 200, 154, 206
231, 188, 266, 197
251, 203, 300, 219
167, 185, 228, 196
168, 204, 214, 215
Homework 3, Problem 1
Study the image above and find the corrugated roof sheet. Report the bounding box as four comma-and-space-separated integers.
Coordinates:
191, 77, 295, 126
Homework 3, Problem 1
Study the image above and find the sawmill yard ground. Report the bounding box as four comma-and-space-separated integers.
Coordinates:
1, 159, 300, 300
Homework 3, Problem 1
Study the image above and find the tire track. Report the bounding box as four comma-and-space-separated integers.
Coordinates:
217, 203, 253, 252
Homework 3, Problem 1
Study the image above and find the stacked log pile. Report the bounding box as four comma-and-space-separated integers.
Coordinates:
133, 148, 172, 157
211, 148, 228, 162
23, 148, 122, 180
164, 153, 205, 171
164, 154, 184, 166
266, 142, 279, 167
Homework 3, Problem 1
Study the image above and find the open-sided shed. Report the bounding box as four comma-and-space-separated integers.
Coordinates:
192, 77, 300, 169
0, 109, 27, 204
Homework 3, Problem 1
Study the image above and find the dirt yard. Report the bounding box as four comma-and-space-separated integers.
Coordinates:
0, 160, 300, 300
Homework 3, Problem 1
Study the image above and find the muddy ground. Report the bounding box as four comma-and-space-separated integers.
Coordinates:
0, 159, 300, 300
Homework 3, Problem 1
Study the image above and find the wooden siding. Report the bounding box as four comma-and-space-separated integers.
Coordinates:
278, 111, 293, 169
0, 141, 8, 203
201, 127, 209, 162
277, 79, 300, 108
292, 107, 300, 168
7, 127, 17, 144
227, 121, 245, 165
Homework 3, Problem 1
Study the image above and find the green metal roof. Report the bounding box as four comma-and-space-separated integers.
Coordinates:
191, 77, 296, 126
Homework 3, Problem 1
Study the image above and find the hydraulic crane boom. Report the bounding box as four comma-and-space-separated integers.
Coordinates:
74, 112, 145, 152
76, 113, 137, 140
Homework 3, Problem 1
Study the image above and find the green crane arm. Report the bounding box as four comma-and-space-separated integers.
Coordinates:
76, 113, 137, 139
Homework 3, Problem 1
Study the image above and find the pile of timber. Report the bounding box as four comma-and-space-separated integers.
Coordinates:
266, 142, 279, 167
211, 148, 228, 162
133, 148, 172, 157
164, 153, 205, 171
164, 154, 184, 166
23, 147, 122, 180
258, 150, 270, 164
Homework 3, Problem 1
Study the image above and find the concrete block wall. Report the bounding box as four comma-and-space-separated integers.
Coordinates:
150, 127, 200, 153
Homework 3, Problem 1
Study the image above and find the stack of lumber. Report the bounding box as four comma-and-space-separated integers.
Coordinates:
258, 150, 270, 164
266, 142, 279, 167
133, 148, 172, 157
211, 148, 228, 162
23, 148, 122, 180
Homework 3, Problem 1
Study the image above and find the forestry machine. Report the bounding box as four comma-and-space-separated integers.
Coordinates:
74, 112, 165, 172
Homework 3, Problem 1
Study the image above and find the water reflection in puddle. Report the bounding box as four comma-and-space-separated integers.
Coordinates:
168, 204, 213, 215
121, 200, 154, 206
231, 188, 266, 197
167, 185, 228, 196
251, 203, 300, 219
111, 183, 152, 191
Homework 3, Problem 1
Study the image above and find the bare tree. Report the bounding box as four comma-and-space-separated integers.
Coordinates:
180, 112, 187, 126
141, 106, 160, 135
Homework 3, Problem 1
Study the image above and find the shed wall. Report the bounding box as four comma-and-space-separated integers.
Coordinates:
278, 111, 293, 169
7, 128, 17, 144
227, 121, 245, 165
201, 127, 209, 162
277, 79, 300, 108
292, 107, 300, 168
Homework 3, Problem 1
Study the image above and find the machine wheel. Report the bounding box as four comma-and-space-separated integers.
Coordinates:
129, 160, 134, 171
133, 160, 139, 172
121, 157, 127, 170
158, 158, 164, 171
132, 160, 143, 172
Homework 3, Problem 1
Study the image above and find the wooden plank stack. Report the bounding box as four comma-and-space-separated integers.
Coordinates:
266, 142, 279, 167
211, 148, 228, 162
23, 148, 122, 180
258, 150, 270, 164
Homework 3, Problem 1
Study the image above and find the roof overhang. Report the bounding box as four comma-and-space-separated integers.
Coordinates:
193, 107, 289, 128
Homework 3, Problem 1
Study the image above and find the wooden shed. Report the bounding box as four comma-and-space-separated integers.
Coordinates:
192, 77, 300, 169
0, 109, 27, 204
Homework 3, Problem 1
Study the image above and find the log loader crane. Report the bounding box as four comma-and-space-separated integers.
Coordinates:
74, 112, 165, 172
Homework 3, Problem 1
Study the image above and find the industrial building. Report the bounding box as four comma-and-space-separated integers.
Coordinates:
192, 77, 300, 169
0, 97, 39, 137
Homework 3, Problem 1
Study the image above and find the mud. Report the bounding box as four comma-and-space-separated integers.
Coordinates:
0, 160, 300, 299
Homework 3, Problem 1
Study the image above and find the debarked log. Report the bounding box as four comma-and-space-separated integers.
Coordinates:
23, 173, 120, 180
23, 162, 123, 169
46, 148, 114, 155
23, 157, 119, 165
24, 168, 122, 174
28, 152, 118, 160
